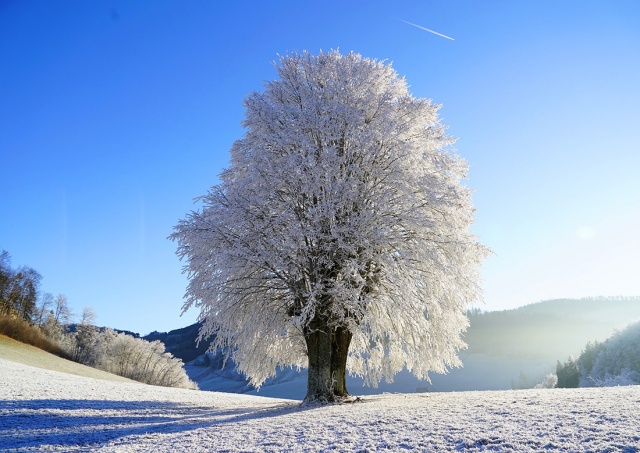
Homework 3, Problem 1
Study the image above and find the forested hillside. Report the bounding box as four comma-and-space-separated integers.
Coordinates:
144, 322, 210, 363
465, 297, 640, 359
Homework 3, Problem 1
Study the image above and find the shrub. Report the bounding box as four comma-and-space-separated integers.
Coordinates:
96, 329, 197, 389
534, 373, 558, 389
0, 315, 70, 359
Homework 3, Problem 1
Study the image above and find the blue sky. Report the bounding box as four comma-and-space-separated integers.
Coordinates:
1, 1, 639, 335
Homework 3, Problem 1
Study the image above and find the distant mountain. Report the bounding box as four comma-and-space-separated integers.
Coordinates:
144, 322, 211, 363
139, 297, 640, 399
465, 297, 640, 359
448, 297, 640, 394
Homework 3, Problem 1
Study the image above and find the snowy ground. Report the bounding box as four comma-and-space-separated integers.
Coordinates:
2, 357, 640, 452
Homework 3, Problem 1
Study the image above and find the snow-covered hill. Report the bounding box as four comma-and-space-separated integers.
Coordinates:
0, 334, 134, 383
2, 348, 640, 451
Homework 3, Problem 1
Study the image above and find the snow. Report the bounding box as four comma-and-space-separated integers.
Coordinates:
2, 357, 640, 452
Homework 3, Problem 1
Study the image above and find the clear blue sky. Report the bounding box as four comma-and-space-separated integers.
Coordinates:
2, 1, 639, 335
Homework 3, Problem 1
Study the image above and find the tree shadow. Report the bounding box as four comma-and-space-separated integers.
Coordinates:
0, 398, 306, 450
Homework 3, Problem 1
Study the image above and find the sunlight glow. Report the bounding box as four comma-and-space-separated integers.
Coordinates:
576, 226, 597, 240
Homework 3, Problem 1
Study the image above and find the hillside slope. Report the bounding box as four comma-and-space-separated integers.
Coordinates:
144, 322, 210, 363
0, 334, 134, 383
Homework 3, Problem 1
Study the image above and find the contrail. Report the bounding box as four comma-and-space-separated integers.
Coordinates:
396, 18, 455, 41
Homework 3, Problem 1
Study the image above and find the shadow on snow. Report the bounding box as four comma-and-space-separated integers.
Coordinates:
0, 398, 303, 450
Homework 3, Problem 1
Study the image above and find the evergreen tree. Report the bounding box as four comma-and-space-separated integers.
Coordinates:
556, 358, 580, 388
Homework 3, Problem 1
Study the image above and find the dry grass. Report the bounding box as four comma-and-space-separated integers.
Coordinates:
0, 334, 136, 382
0, 315, 71, 360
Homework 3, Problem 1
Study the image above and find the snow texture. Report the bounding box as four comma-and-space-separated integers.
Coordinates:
2, 357, 639, 452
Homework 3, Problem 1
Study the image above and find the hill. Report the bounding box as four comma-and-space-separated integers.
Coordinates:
465, 297, 640, 359
144, 322, 210, 363
0, 334, 134, 383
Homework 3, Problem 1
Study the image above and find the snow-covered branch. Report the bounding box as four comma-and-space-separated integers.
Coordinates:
172, 51, 488, 398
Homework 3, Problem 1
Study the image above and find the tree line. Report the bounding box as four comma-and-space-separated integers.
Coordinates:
556, 320, 640, 388
0, 249, 196, 389
0, 250, 43, 321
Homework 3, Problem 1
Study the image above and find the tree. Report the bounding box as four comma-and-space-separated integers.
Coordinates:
512, 370, 530, 390
577, 340, 604, 384
0, 250, 14, 316
0, 252, 45, 324
70, 306, 99, 364
2, 266, 41, 322
41, 311, 67, 345
0, 251, 42, 321
52, 294, 73, 325
33, 292, 54, 327
583, 321, 640, 387
172, 51, 487, 402
534, 373, 558, 389
556, 358, 580, 388
97, 329, 196, 389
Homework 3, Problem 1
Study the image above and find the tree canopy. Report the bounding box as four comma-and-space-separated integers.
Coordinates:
172, 51, 487, 401
0, 250, 42, 322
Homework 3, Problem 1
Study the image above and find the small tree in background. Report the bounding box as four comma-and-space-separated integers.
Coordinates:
577, 340, 604, 384
172, 51, 487, 402
33, 292, 54, 327
70, 306, 99, 365
556, 358, 580, 388
52, 294, 73, 325
40, 294, 73, 345
534, 373, 558, 389
511, 370, 531, 390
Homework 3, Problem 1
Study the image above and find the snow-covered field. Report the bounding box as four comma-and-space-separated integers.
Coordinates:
2, 356, 640, 452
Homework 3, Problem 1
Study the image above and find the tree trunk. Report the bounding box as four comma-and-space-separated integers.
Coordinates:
304, 317, 352, 403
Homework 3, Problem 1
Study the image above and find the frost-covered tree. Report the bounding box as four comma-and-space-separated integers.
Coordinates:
554, 322, 640, 388
33, 292, 54, 327
52, 294, 73, 325
534, 373, 558, 389
98, 330, 196, 389
39, 294, 73, 346
576, 340, 604, 384
40, 311, 68, 345
69, 306, 99, 365
583, 321, 640, 387
172, 51, 487, 402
